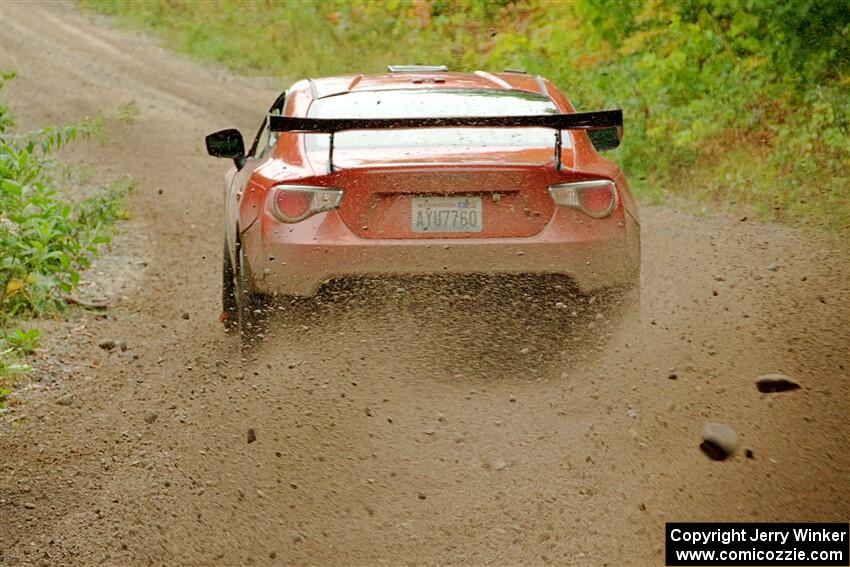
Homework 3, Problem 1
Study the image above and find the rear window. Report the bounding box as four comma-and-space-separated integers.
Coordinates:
305, 89, 568, 152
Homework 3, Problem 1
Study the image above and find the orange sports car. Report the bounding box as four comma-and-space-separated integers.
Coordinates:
206, 65, 640, 337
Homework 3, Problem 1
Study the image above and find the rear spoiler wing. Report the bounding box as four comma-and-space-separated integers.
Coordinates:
268, 109, 622, 171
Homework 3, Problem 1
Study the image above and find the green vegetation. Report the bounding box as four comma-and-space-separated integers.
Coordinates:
82, 0, 849, 232
0, 330, 37, 406
0, 72, 135, 405
0, 328, 39, 407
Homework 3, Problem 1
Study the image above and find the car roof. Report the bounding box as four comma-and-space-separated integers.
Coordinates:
301, 71, 552, 100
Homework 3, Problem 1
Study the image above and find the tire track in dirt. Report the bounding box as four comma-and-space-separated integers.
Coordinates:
1, 2, 848, 566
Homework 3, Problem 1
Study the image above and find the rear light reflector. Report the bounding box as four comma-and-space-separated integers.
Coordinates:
269, 184, 343, 223
548, 180, 617, 218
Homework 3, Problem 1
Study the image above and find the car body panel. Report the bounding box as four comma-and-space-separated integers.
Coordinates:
240, 203, 639, 296
285, 165, 564, 240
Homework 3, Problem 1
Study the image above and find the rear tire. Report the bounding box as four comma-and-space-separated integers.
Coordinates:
222, 238, 238, 332
235, 242, 266, 344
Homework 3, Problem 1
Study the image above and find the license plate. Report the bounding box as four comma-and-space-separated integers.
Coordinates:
411, 196, 483, 233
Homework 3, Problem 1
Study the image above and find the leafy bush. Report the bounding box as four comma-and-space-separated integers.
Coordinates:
2, 328, 39, 354
0, 72, 135, 399
0, 76, 136, 320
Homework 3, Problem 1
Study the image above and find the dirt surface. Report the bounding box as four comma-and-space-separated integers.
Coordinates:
1, 2, 848, 566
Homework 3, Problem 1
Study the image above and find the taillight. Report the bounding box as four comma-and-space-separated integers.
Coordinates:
269, 184, 343, 223
548, 180, 618, 219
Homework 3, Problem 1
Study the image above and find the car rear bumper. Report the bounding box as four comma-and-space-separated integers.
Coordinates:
243, 208, 640, 297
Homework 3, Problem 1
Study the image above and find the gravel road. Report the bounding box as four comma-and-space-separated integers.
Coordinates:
1, 2, 848, 566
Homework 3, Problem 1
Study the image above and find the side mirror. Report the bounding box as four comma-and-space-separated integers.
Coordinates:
206, 128, 245, 168
588, 126, 622, 151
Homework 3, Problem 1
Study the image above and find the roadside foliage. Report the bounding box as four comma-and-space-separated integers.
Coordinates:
0, 72, 134, 403
84, 0, 849, 232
